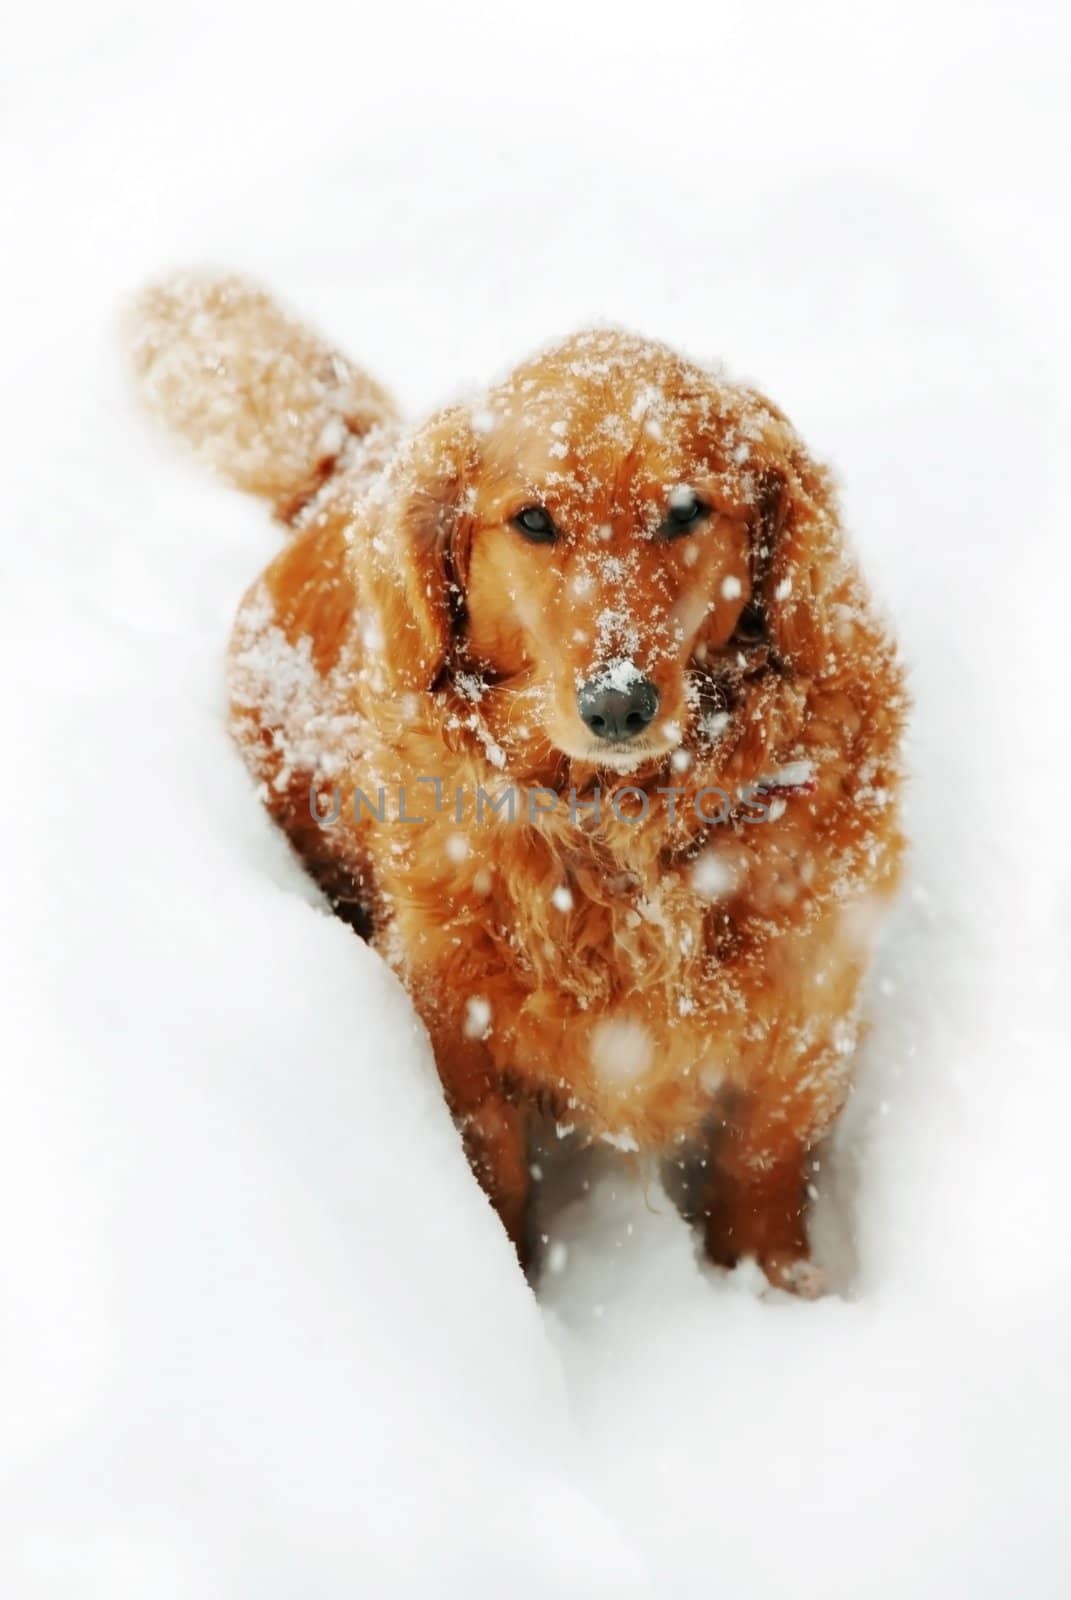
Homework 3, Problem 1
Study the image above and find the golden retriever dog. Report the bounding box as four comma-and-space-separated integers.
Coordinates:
128, 274, 907, 1294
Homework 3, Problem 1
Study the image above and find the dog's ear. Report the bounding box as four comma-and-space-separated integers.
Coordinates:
353, 407, 475, 692
744, 402, 880, 678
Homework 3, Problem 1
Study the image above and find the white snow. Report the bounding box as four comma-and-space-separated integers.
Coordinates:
592, 656, 645, 693
463, 996, 493, 1040
761, 759, 816, 789
589, 1020, 656, 1087
599, 1132, 641, 1155
3, 1, 1070, 1596
691, 850, 739, 900
547, 1240, 570, 1275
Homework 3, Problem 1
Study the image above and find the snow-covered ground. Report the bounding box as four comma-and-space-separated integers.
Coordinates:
3, 2, 1069, 1594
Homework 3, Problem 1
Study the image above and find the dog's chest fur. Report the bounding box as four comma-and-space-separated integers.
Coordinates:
344, 708, 865, 1145
229, 551, 898, 1151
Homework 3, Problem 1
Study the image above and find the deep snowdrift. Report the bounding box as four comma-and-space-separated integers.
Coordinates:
3, 2, 1069, 1595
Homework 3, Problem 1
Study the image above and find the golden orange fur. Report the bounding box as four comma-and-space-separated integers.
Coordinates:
128, 273, 907, 1294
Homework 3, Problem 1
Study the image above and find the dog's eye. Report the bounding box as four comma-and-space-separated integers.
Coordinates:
663, 487, 710, 537
512, 505, 558, 545
731, 602, 767, 645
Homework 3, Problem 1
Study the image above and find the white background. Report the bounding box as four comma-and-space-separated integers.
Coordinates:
2, 2, 1069, 1594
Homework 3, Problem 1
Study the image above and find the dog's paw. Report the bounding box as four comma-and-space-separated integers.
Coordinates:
761, 1253, 829, 1299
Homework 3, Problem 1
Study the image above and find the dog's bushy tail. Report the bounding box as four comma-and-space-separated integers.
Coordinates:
124, 272, 399, 514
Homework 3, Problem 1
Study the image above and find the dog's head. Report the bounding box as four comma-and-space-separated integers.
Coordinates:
355, 330, 851, 775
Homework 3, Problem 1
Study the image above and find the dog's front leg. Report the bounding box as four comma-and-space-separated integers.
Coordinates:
427, 1025, 531, 1269
701, 1060, 845, 1297
459, 1094, 531, 1270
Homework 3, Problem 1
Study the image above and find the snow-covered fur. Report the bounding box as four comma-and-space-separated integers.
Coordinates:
128, 273, 907, 1292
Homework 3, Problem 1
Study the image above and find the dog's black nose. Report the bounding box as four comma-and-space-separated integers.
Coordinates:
577, 673, 660, 742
